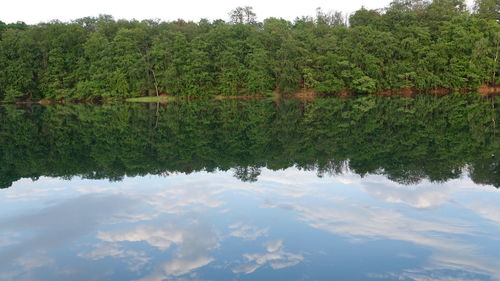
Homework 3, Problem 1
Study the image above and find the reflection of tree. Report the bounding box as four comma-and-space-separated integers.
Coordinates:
315, 159, 348, 178
469, 155, 499, 188
233, 166, 261, 182
0, 94, 497, 188
386, 169, 429, 186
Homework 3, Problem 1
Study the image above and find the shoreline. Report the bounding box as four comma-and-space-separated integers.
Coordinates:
5, 85, 499, 105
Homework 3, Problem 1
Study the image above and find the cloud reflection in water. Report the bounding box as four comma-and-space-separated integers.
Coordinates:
0, 169, 499, 280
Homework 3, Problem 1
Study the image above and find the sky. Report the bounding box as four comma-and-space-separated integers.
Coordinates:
1, 0, 475, 24
1, 169, 499, 280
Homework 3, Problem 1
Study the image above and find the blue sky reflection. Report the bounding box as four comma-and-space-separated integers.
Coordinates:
0, 168, 499, 281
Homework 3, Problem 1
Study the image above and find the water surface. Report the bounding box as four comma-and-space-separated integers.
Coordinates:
0, 95, 499, 281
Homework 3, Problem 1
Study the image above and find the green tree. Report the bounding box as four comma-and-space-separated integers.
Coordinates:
473, 0, 499, 21
229, 6, 257, 24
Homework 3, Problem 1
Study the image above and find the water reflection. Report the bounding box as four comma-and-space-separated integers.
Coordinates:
0, 94, 498, 189
0, 95, 499, 280
0, 168, 499, 281
232, 239, 303, 274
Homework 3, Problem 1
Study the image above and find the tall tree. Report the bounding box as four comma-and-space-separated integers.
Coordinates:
229, 6, 257, 24
473, 0, 499, 21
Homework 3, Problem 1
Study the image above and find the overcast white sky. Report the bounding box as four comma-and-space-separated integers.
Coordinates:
1, 0, 475, 24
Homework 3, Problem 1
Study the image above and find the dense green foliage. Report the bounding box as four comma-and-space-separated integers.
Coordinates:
0, 94, 498, 188
0, 0, 498, 101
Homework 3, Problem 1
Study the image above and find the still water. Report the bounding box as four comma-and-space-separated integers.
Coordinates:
0, 95, 499, 281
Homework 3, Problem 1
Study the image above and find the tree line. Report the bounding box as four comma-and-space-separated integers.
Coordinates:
0, 94, 498, 188
0, 0, 498, 102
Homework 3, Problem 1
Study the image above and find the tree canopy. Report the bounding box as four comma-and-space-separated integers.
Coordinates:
0, 1, 498, 102
0, 94, 498, 188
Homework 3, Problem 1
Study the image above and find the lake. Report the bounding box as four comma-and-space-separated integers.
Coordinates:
0, 94, 499, 281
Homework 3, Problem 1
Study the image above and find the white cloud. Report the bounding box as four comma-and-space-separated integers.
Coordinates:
467, 201, 500, 227
229, 223, 268, 240
79, 243, 150, 272
160, 256, 214, 277
98, 224, 184, 251
0, 193, 143, 271
10, 177, 64, 186
291, 202, 500, 279
295, 203, 472, 247
2, 167, 498, 280
265, 240, 283, 253
361, 183, 453, 209
2, 187, 67, 202
232, 263, 261, 275
144, 183, 224, 215
233, 239, 303, 274
99, 217, 220, 281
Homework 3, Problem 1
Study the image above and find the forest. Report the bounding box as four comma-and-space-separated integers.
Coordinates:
0, 0, 498, 102
0, 94, 498, 188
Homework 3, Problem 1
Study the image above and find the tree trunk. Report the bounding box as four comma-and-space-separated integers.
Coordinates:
151, 69, 159, 97
493, 38, 498, 85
